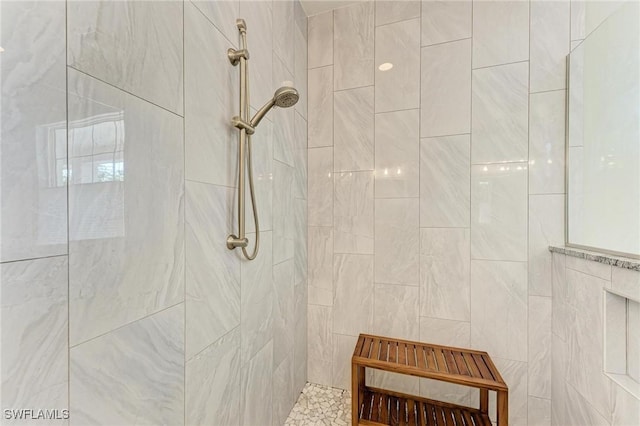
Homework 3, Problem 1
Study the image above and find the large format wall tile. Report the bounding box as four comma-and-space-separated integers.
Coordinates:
273, 55, 296, 167
334, 86, 374, 172
611, 267, 640, 302
374, 198, 419, 286
490, 358, 528, 425
375, 110, 420, 198
529, 90, 566, 195
1, 1, 67, 262
376, 1, 420, 26
293, 198, 308, 287
308, 227, 333, 306
420, 39, 471, 137
295, 24, 309, 120
239, 1, 273, 112
273, 160, 295, 263
528, 396, 551, 426
273, 355, 295, 426
375, 18, 420, 113
273, 0, 294, 74
332, 334, 359, 389
70, 304, 184, 425
185, 4, 238, 188
68, 69, 184, 345
528, 296, 552, 399
470, 260, 527, 362
240, 340, 273, 426
471, 62, 529, 164
334, 171, 374, 254
420, 228, 470, 322
308, 147, 333, 227
186, 328, 240, 426
421, 0, 471, 46
273, 259, 295, 369
308, 11, 333, 69
307, 304, 333, 386
68, 1, 183, 114
471, 163, 527, 261
185, 181, 240, 360
612, 385, 640, 426
191, 0, 240, 46
530, 0, 570, 93
245, 114, 274, 234
420, 134, 470, 227
1, 256, 68, 414
241, 231, 274, 364
373, 284, 419, 340
308, 66, 334, 148
528, 194, 564, 297
294, 276, 308, 392
333, 254, 373, 336
419, 317, 472, 406
334, 2, 374, 90
294, 111, 308, 200
565, 269, 612, 420
472, 0, 529, 69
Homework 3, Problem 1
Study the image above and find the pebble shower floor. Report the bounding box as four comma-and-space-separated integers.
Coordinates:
285, 383, 351, 425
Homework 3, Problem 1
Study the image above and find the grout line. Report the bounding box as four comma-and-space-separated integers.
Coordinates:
182, 2, 187, 424
469, 0, 473, 363
530, 87, 569, 96
372, 0, 377, 340
184, 178, 237, 190
67, 66, 184, 118
333, 84, 374, 94
421, 132, 472, 140
65, 0, 71, 412
374, 106, 421, 115
330, 5, 335, 387
186, 325, 240, 363
69, 301, 185, 349
421, 36, 473, 49
471, 59, 529, 72
0, 253, 69, 265
189, 0, 238, 50
526, 0, 531, 417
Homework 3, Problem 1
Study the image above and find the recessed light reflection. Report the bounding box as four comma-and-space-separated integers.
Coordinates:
378, 62, 393, 71
0, 47, 4, 53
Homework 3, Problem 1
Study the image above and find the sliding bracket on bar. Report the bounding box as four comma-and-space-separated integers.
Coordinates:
231, 116, 256, 135
227, 235, 249, 249
228, 48, 249, 66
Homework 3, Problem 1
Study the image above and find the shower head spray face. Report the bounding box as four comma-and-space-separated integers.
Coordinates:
250, 86, 300, 128
273, 86, 299, 108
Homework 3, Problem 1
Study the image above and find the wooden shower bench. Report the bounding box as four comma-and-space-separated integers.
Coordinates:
351, 334, 509, 426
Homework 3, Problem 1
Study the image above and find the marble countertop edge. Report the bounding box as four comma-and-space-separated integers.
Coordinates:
549, 246, 640, 271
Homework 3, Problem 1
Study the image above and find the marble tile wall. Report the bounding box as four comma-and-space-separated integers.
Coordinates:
551, 253, 640, 425
306, 1, 636, 425
2, 1, 307, 425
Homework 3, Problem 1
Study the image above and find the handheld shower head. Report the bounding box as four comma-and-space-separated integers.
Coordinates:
250, 86, 299, 128
273, 86, 299, 108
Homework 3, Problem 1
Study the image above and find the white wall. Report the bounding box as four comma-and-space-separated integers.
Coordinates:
1, 1, 308, 425
552, 253, 640, 425
306, 1, 636, 425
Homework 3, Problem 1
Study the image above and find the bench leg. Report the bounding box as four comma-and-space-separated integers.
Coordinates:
479, 389, 488, 414
352, 364, 365, 425
497, 390, 508, 426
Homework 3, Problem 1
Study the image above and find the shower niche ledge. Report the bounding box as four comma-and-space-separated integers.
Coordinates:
548, 246, 640, 272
